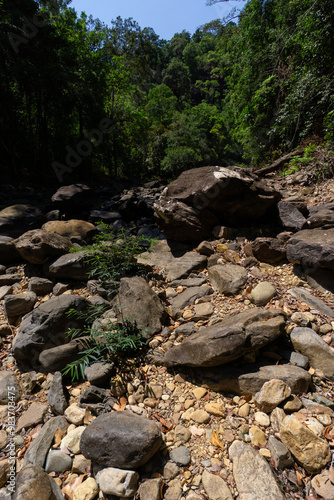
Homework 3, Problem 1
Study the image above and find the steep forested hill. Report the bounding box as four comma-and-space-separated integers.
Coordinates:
1, 0, 333, 184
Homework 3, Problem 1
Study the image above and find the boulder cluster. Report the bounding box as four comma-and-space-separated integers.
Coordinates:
1, 167, 334, 499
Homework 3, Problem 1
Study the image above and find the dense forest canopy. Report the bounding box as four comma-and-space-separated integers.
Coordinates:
0, 0, 333, 184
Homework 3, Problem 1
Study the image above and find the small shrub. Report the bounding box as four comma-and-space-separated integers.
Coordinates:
62, 304, 145, 381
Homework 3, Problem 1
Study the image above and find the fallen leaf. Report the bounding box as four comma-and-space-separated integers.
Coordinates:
211, 430, 224, 449
83, 408, 94, 425
54, 428, 63, 447
324, 425, 334, 440
190, 425, 205, 438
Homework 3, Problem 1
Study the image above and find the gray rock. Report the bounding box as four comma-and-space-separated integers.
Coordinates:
281, 351, 309, 369
0, 286, 13, 300
229, 441, 284, 499
78, 385, 114, 412
287, 228, 334, 270
208, 264, 248, 295
23, 416, 68, 467
170, 446, 191, 466
277, 201, 306, 231
0, 236, 20, 264
0, 274, 21, 286
3, 291, 37, 319
267, 436, 294, 469
28, 277, 54, 295
163, 308, 285, 368
171, 277, 207, 287
47, 372, 68, 415
164, 478, 182, 500
13, 465, 64, 500
201, 363, 311, 395
112, 276, 167, 339
305, 203, 334, 229
45, 449, 72, 473
249, 282, 276, 306
139, 478, 163, 500
21, 371, 38, 393
52, 282, 69, 296
163, 461, 180, 480
51, 183, 93, 212
45, 251, 89, 280
16, 403, 48, 432
0, 487, 11, 500
202, 469, 233, 500
287, 287, 334, 317
96, 467, 139, 497
290, 327, 334, 379
84, 362, 115, 386
170, 285, 213, 318
197, 241, 214, 256
137, 240, 207, 281
0, 371, 21, 404
13, 230, 71, 265
251, 237, 286, 264
0, 204, 44, 238
39, 336, 91, 372
12, 294, 89, 369
80, 412, 162, 469
154, 166, 280, 242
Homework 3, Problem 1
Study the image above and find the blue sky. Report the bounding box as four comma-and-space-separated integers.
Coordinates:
69, 0, 242, 40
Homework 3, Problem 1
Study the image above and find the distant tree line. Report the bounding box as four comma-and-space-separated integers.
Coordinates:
0, 0, 333, 184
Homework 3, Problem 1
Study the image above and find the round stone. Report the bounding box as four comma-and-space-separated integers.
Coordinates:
170, 446, 191, 466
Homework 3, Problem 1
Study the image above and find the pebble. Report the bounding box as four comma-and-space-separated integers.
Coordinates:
190, 410, 210, 424
205, 402, 225, 417
61, 426, 85, 455
249, 426, 267, 447
64, 404, 86, 425
72, 477, 98, 500
238, 403, 250, 417
192, 387, 207, 399
170, 446, 191, 466
254, 412, 270, 427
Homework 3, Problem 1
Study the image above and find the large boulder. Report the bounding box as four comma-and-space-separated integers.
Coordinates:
112, 277, 167, 339
45, 251, 89, 280
42, 219, 98, 242
13, 230, 71, 265
286, 228, 334, 270
154, 166, 281, 241
12, 294, 89, 369
163, 308, 285, 368
304, 202, 334, 229
80, 412, 162, 469
0, 204, 44, 237
13, 465, 64, 500
51, 184, 93, 213
277, 201, 306, 231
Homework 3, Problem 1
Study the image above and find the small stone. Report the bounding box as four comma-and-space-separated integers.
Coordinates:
202, 469, 233, 500
280, 415, 331, 473
170, 446, 191, 466
317, 414, 332, 426
47, 371, 68, 416
164, 479, 182, 500
270, 407, 286, 433
282, 395, 303, 412
319, 323, 332, 335
254, 412, 270, 427
304, 417, 324, 437
291, 312, 312, 327
45, 449, 72, 473
139, 478, 164, 500
64, 404, 86, 425
174, 425, 191, 444
249, 282, 276, 306
205, 402, 225, 417
238, 403, 250, 418
259, 449, 271, 458
21, 371, 38, 394
72, 477, 99, 500
197, 241, 214, 256
192, 387, 207, 399
163, 461, 180, 480
267, 436, 294, 469
312, 470, 334, 500
249, 426, 267, 447
254, 379, 291, 413
96, 467, 139, 497
16, 403, 48, 433
193, 302, 214, 318
61, 426, 85, 455
183, 310, 194, 320
72, 454, 91, 474
0, 431, 8, 450
190, 410, 210, 424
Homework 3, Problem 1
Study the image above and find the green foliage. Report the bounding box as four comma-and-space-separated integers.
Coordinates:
72, 222, 155, 292
62, 304, 145, 381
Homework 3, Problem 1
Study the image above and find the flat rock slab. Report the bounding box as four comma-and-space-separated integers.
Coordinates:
169, 285, 213, 318
163, 308, 285, 368
80, 412, 162, 469
45, 251, 90, 280
24, 416, 68, 467
138, 240, 207, 281
16, 403, 48, 433
287, 228, 334, 269
229, 441, 284, 499
290, 327, 334, 380
287, 287, 334, 317
200, 363, 311, 395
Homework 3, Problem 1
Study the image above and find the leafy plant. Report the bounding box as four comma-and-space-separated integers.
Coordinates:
62, 304, 145, 381
71, 222, 156, 294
